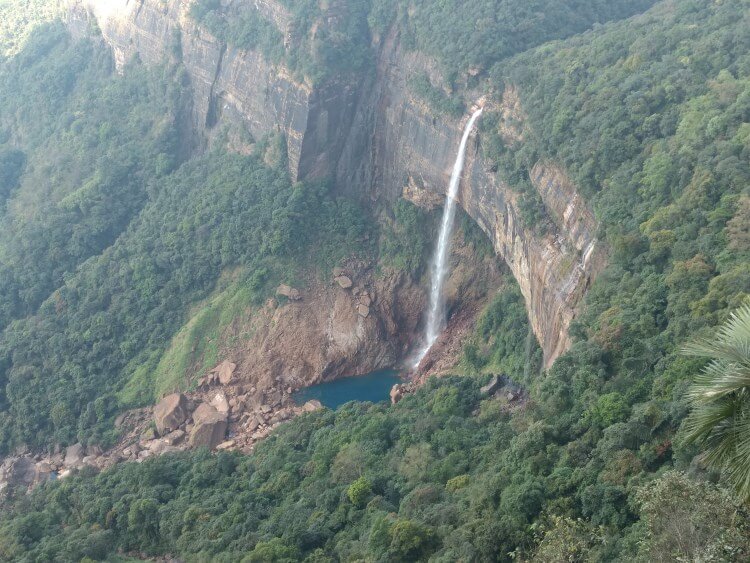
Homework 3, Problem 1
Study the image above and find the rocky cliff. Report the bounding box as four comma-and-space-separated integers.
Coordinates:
65, 0, 605, 368
66, 0, 360, 181
336, 30, 606, 368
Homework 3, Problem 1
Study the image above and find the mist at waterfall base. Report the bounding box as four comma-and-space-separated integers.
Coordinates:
412, 108, 483, 369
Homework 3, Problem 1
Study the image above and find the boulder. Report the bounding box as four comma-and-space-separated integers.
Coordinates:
154, 393, 189, 435
334, 275, 353, 289
210, 390, 230, 414
360, 294, 372, 307
266, 389, 282, 407
212, 360, 237, 385
216, 440, 235, 451
163, 429, 185, 445
114, 413, 127, 428
34, 461, 56, 484
303, 400, 323, 413
189, 403, 228, 449
64, 443, 85, 468
357, 304, 370, 318
275, 284, 301, 301
480, 375, 503, 396
81, 455, 99, 467
5, 457, 37, 487
246, 415, 263, 432
390, 384, 405, 405
146, 439, 176, 455
332, 267, 345, 277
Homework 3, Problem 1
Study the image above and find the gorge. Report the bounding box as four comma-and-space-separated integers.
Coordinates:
2, 0, 749, 560
66, 0, 604, 371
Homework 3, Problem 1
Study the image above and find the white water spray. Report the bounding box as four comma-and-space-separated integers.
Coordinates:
413, 108, 483, 368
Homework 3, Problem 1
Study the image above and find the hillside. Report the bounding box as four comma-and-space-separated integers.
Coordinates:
0, 0, 748, 561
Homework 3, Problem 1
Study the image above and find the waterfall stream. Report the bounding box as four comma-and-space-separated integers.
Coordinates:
413, 108, 483, 368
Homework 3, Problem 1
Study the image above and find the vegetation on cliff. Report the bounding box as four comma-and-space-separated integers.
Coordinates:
190, 0, 372, 84
0, 26, 371, 450
372, 0, 657, 79
0, 0, 749, 561
190, 0, 655, 91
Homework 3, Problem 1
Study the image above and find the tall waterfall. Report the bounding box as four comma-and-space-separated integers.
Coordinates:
413, 108, 483, 368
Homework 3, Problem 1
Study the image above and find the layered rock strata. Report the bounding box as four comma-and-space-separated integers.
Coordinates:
67, 0, 360, 182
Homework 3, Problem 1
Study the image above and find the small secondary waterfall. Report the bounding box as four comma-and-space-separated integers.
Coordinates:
413, 107, 483, 368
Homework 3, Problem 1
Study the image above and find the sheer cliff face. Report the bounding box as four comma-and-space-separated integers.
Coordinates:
67, 0, 360, 181
67, 0, 605, 368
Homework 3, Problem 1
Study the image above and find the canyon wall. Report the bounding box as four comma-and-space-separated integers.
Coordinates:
65, 0, 605, 368
337, 30, 606, 368
67, 0, 359, 181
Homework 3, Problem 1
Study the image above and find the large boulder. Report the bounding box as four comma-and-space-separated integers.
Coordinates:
154, 393, 189, 435
189, 403, 228, 449
275, 284, 301, 301
334, 275, 353, 289
64, 443, 85, 468
210, 390, 230, 414
212, 360, 237, 385
1, 457, 37, 488
302, 400, 323, 413
34, 461, 56, 484
390, 384, 405, 405
480, 375, 503, 396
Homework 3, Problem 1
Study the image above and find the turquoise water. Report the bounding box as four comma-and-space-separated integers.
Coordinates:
292, 369, 401, 409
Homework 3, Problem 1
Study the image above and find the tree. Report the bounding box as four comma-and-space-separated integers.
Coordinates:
683, 303, 750, 499
346, 476, 372, 508
634, 472, 750, 562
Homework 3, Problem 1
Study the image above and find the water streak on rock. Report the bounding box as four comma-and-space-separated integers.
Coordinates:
414, 108, 482, 367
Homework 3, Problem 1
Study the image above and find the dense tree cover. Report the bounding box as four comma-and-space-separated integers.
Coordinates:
190, 0, 372, 84
462, 284, 542, 383
2, 378, 748, 561
0, 0, 58, 57
378, 199, 434, 276
471, 0, 750, 553
0, 0, 749, 560
369, 0, 656, 80
0, 145, 369, 450
190, 0, 656, 93
0, 25, 371, 452
0, 23, 189, 333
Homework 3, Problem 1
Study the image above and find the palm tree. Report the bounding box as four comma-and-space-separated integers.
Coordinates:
683, 303, 750, 500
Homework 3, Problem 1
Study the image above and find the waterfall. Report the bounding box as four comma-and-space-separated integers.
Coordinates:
413, 108, 483, 368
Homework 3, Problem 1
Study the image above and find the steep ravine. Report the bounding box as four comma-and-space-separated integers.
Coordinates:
66, 0, 605, 369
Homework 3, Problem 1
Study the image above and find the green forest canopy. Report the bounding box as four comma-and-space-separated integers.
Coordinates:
0, 0, 748, 561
